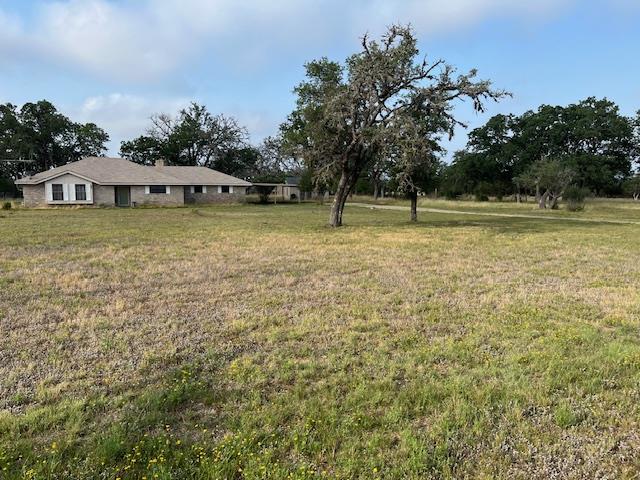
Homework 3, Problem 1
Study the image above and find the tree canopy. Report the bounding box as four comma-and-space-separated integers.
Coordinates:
0, 100, 108, 181
443, 98, 637, 198
120, 103, 249, 174
283, 25, 507, 226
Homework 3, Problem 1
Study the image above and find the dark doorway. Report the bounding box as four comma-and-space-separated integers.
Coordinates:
115, 186, 131, 207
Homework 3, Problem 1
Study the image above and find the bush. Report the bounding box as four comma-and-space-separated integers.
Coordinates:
474, 182, 492, 202
564, 186, 589, 211
1, 201, 11, 210
444, 189, 461, 200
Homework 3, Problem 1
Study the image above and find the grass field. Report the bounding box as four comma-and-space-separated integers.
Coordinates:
1, 200, 640, 479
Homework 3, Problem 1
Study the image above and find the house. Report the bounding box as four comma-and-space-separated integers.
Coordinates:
15, 157, 252, 207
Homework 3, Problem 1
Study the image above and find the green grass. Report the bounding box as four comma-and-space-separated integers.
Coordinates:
1, 200, 640, 479
350, 195, 640, 221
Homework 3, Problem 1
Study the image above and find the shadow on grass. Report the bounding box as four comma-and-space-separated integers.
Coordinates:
339, 209, 623, 235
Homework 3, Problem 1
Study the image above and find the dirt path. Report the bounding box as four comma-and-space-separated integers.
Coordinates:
347, 202, 640, 226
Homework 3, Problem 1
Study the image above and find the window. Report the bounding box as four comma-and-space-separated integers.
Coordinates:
194, 185, 203, 193
52, 184, 63, 201
221, 185, 230, 193
75, 184, 87, 201
149, 185, 167, 194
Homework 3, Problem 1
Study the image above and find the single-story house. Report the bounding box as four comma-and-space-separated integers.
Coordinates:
15, 157, 252, 207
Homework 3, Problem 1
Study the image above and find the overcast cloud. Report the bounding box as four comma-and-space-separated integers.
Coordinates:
0, 0, 638, 155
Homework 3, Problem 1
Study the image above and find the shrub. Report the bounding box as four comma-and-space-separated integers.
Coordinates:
564, 186, 589, 211
1, 201, 11, 210
444, 190, 460, 200
474, 182, 492, 202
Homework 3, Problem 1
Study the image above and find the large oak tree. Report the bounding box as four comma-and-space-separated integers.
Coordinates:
283, 25, 506, 227
120, 103, 249, 174
0, 100, 108, 181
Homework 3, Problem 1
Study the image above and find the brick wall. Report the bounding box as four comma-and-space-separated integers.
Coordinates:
184, 186, 247, 204
131, 185, 185, 206
22, 184, 45, 207
93, 185, 116, 206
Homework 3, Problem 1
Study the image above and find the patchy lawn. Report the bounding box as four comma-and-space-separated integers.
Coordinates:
1, 202, 639, 479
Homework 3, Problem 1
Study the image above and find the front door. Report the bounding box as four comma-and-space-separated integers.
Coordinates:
115, 186, 131, 207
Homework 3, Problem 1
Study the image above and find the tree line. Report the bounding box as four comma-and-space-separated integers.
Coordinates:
442, 98, 640, 205
0, 101, 108, 195
1, 26, 639, 224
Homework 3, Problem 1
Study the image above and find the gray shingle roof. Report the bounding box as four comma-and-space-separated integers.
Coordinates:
154, 166, 252, 186
15, 157, 252, 186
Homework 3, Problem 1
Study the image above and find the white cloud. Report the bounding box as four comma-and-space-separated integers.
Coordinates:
67, 93, 280, 154
0, 0, 574, 81
67, 93, 191, 153
361, 0, 573, 33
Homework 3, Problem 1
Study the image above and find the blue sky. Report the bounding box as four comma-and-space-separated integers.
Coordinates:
1, 0, 639, 158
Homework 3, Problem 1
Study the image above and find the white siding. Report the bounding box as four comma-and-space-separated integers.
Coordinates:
44, 173, 93, 204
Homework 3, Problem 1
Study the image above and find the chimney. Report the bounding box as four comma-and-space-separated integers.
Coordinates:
155, 158, 166, 167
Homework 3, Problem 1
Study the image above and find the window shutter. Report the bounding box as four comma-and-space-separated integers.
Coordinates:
87, 183, 93, 203
70, 184, 76, 201
145, 186, 150, 194
217, 186, 222, 194
229, 186, 234, 194
190, 186, 194, 194
45, 183, 53, 202
203, 186, 207, 193
166, 186, 171, 194
63, 184, 69, 201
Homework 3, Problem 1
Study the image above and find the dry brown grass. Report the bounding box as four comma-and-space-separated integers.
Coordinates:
1, 202, 639, 478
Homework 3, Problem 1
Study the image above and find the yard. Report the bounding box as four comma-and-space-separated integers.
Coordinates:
1, 200, 640, 479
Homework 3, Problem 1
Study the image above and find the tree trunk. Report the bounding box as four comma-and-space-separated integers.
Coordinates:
549, 194, 559, 210
535, 182, 541, 204
409, 190, 418, 222
538, 190, 549, 209
373, 182, 379, 200
329, 171, 352, 227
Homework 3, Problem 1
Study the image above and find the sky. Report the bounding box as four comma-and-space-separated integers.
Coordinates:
0, 0, 639, 159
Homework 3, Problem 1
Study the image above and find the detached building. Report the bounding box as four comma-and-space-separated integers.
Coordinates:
15, 157, 251, 207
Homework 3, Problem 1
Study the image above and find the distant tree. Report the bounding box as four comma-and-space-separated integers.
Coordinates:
386, 108, 447, 221
450, 98, 636, 198
633, 111, 640, 169
64, 122, 110, 160
623, 175, 640, 201
283, 25, 507, 227
563, 185, 589, 211
0, 176, 17, 197
0, 100, 108, 179
217, 146, 261, 179
516, 158, 576, 209
442, 150, 511, 199
120, 102, 248, 171
118, 135, 161, 166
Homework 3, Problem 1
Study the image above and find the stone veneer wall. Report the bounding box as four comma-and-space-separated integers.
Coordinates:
130, 185, 185, 206
93, 185, 116, 206
184, 186, 247, 204
21, 184, 45, 207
